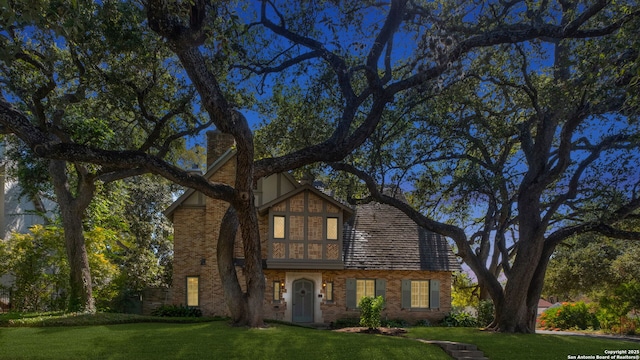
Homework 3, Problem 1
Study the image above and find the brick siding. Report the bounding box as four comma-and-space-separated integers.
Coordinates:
170, 150, 454, 324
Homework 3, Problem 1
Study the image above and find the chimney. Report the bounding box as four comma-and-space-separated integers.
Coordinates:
206, 130, 235, 168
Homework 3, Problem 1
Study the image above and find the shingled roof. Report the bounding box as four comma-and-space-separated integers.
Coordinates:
342, 193, 460, 272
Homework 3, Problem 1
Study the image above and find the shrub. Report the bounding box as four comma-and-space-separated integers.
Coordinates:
151, 304, 202, 317
476, 300, 494, 327
359, 296, 385, 329
331, 318, 360, 329
382, 318, 408, 328
442, 310, 478, 327
414, 319, 432, 327
538, 302, 598, 330
597, 281, 640, 335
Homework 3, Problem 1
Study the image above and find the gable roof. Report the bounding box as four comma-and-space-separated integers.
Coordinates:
343, 196, 460, 272
165, 148, 301, 219
258, 184, 353, 217
538, 299, 553, 308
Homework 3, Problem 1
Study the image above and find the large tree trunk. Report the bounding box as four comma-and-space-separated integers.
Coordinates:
489, 190, 548, 333
237, 199, 265, 328
491, 261, 548, 333
217, 206, 249, 324
61, 208, 95, 313
493, 290, 537, 333
235, 144, 265, 327
49, 160, 96, 313
216, 200, 265, 327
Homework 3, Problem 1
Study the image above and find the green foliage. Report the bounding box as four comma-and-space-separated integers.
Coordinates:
331, 317, 360, 329
358, 296, 385, 329
597, 281, 640, 335
538, 302, 599, 331
413, 319, 432, 327
0, 225, 121, 312
451, 271, 479, 309
544, 235, 640, 299
0, 226, 68, 311
118, 176, 174, 291
476, 300, 494, 327
381, 318, 408, 328
151, 304, 202, 318
442, 310, 479, 327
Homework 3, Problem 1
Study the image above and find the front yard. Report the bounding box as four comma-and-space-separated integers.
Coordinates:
0, 321, 446, 360
0, 314, 637, 360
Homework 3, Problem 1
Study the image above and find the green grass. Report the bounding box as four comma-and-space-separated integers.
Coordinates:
407, 327, 640, 360
1, 313, 638, 360
0, 320, 448, 360
0, 311, 218, 327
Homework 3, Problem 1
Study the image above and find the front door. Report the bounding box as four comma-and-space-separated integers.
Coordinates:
292, 279, 314, 323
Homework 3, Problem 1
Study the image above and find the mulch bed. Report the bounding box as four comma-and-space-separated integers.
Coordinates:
332, 327, 407, 336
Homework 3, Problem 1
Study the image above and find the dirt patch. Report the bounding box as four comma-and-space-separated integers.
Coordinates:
333, 327, 407, 336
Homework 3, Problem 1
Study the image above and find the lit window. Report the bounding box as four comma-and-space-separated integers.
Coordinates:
411, 280, 429, 308
326, 218, 338, 240
356, 279, 375, 305
273, 216, 285, 238
273, 281, 281, 301
187, 276, 199, 307
325, 282, 333, 301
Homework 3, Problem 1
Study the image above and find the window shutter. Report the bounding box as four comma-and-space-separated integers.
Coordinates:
375, 279, 386, 299
346, 278, 356, 309
401, 280, 411, 309
430, 279, 440, 309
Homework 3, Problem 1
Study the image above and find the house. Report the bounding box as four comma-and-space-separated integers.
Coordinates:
537, 298, 554, 315
164, 130, 460, 324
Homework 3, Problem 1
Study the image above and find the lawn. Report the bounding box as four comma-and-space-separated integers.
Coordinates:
0, 320, 448, 360
0, 314, 638, 360
407, 327, 640, 360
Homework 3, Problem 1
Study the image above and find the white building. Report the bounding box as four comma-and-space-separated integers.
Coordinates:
0, 142, 54, 288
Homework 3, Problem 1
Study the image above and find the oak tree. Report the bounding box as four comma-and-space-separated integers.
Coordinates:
2, 0, 636, 330
0, 1, 209, 312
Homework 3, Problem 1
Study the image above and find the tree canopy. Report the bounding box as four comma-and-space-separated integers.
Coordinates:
544, 233, 640, 300
0, 0, 209, 311
1, 0, 638, 331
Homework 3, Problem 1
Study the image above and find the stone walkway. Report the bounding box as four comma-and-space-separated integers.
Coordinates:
417, 340, 488, 360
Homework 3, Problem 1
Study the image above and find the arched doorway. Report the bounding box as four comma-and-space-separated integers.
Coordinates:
292, 279, 314, 323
